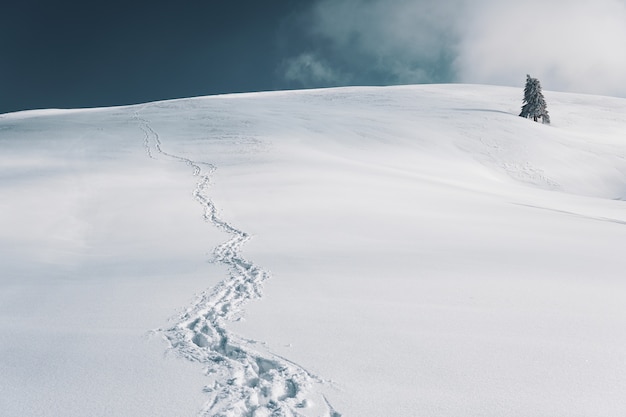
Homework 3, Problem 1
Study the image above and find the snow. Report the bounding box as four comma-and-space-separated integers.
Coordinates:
2, 84, 626, 417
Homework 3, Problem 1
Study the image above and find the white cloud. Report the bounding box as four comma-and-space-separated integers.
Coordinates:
283, 53, 347, 86
283, 0, 626, 96
457, 0, 626, 96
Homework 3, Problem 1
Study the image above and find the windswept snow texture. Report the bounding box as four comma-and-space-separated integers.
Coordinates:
2, 84, 626, 417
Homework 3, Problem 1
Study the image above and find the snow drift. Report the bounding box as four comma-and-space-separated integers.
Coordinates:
1, 84, 626, 417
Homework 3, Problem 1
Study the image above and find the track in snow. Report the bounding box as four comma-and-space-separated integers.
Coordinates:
134, 110, 341, 417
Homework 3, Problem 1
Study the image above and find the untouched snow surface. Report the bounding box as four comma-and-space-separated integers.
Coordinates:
2, 84, 626, 417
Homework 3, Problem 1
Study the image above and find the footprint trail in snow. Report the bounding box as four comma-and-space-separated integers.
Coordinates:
134, 111, 341, 417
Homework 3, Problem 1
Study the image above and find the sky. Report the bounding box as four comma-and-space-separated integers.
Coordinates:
2, 0, 626, 114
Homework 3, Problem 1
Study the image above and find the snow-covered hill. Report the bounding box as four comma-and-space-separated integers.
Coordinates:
2, 84, 626, 417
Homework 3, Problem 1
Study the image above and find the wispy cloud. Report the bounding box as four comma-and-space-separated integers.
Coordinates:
280, 0, 626, 96
283, 53, 348, 86
280, 0, 463, 87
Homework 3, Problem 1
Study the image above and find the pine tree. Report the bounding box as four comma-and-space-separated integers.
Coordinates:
519, 74, 550, 124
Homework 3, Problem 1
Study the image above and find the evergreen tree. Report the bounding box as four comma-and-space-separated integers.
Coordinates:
519, 74, 550, 124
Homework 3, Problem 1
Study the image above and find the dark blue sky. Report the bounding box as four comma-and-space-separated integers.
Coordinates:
0, 0, 311, 114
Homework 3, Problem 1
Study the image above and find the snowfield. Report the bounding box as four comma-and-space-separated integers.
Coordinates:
1, 84, 626, 417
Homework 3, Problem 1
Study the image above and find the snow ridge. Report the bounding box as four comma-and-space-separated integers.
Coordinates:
134, 111, 340, 417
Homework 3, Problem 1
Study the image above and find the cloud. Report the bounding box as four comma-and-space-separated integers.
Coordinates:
280, 0, 464, 87
283, 53, 348, 86
456, 0, 626, 96
281, 0, 626, 96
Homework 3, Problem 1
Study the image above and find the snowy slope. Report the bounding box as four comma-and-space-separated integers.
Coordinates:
1, 84, 626, 417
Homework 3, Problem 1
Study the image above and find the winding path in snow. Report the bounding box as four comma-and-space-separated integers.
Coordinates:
133, 110, 340, 417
